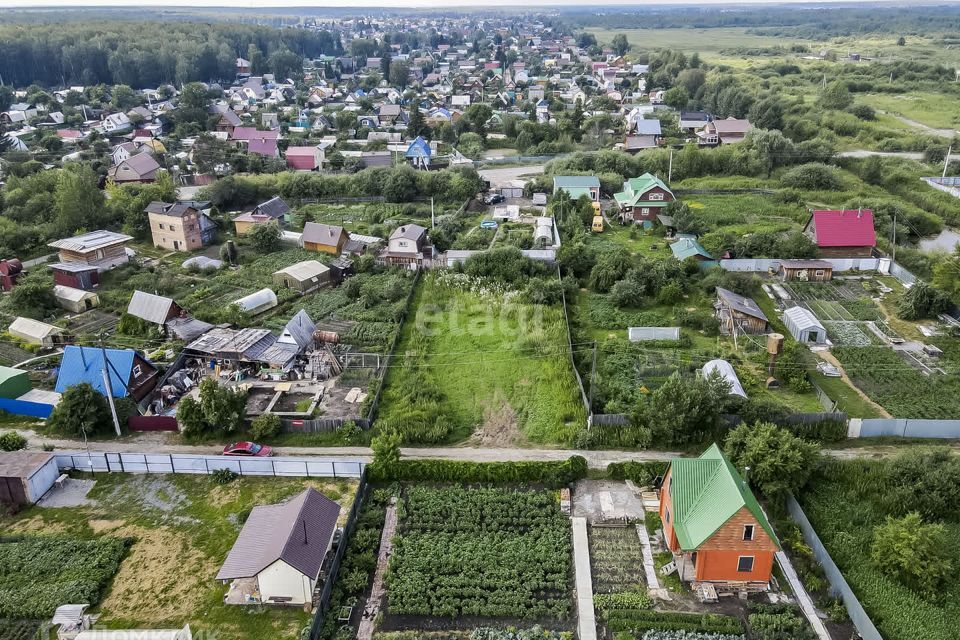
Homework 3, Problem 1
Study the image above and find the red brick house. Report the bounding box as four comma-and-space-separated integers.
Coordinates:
659, 444, 780, 590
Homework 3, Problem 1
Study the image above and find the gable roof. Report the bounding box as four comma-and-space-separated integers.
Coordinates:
280, 309, 317, 350
254, 196, 291, 219
55, 345, 147, 398
390, 224, 427, 241
49, 230, 133, 253
127, 290, 177, 325
302, 222, 346, 247
810, 209, 876, 248
553, 175, 599, 189
668, 443, 778, 550
670, 237, 713, 261
715, 287, 767, 322
144, 201, 198, 218
216, 488, 341, 580
633, 119, 662, 136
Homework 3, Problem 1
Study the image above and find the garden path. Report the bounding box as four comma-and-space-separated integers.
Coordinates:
357, 499, 398, 640
572, 516, 597, 640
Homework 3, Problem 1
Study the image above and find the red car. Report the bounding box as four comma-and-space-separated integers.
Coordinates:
222, 441, 274, 457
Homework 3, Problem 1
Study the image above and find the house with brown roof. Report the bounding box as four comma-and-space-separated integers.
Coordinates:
697, 117, 752, 146
233, 197, 291, 235
108, 151, 161, 183
378, 224, 434, 269
302, 222, 348, 255
216, 488, 341, 606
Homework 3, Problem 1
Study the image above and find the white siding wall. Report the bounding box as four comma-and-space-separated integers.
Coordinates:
27, 456, 59, 503
257, 560, 313, 605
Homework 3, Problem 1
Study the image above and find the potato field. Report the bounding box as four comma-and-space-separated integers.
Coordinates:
386, 487, 571, 621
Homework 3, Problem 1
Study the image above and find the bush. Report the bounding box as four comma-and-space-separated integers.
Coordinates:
211, 467, 239, 485
724, 422, 820, 497
46, 383, 114, 438
780, 163, 843, 191
0, 431, 27, 451
607, 461, 668, 485
368, 456, 588, 488
870, 513, 952, 597
249, 413, 281, 440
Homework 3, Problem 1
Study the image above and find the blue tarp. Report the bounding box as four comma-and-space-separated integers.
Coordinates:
55, 345, 135, 398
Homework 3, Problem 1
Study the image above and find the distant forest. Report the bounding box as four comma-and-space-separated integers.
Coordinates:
0, 22, 342, 88
570, 6, 960, 40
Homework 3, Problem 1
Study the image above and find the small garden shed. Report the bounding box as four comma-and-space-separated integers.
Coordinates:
0, 451, 58, 507
8, 316, 65, 348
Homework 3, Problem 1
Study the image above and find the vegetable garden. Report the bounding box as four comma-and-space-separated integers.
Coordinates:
589, 527, 646, 594
0, 535, 129, 619
385, 487, 572, 621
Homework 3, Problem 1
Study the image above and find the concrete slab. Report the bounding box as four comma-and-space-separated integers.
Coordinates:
37, 478, 95, 508
635, 524, 669, 600
572, 517, 597, 640
572, 480, 646, 522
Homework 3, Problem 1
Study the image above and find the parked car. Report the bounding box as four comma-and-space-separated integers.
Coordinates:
484, 193, 505, 205
223, 441, 274, 457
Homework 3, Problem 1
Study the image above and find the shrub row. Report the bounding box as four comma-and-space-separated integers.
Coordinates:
606, 461, 669, 485
602, 610, 743, 636
369, 456, 588, 488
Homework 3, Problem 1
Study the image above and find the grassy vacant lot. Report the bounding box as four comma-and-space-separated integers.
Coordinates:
1, 474, 357, 640
800, 457, 960, 640
377, 271, 586, 445
861, 91, 960, 131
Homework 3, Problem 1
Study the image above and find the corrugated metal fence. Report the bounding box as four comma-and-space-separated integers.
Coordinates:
55, 452, 365, 478
787, 494, 882, 640
852, 418, 960, 439
307, 468, 369, 640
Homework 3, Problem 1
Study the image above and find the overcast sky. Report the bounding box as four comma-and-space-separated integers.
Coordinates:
0, 0, 925, 8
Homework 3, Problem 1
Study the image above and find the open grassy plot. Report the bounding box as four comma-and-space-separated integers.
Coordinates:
385, 486, 571, 622
861, 91, 960, 131
800, 457, 960, 640
587, 27, 801, 56
377, 271, 586, 445
0, 473, 357, 640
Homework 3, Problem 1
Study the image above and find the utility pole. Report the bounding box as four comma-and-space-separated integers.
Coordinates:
430, 196, 435, 229
668, 148, 673, 183
99, 334, 122, 437
943, 145, 953, 180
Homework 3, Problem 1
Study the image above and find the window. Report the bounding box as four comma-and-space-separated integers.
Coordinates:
132, 365, 142, 377
664, 508, 670, 523
170, 225, 177, 232
649, 192, 664, 201
158, 223, 164, 230
641, 207, 650, 214
815, 269, 824, 277
737, 556, 754, 573
95, 249, 104, 260
743, 524, 755, 541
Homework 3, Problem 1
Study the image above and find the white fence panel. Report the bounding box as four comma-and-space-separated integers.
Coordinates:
55, 452, 365, 478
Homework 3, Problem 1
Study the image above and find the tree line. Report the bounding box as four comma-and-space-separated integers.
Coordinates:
0, 21, 341, 88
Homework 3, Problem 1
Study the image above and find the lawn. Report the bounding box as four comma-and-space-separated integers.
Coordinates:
587, 27, 801, 56
385, 486, 571, 621
799, 457, 960, 640
861, 91, 960, 131
0, 473, 358, 640
376, 271, 586, 445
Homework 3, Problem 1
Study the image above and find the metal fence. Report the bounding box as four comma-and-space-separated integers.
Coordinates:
786, 494, 882, 640
55, 452, 365, 478
559, 269, 591, 419
718, 258, 881, 273
853, 418, 960, 439
307, 469, 369, 640
282, 416, 371, 432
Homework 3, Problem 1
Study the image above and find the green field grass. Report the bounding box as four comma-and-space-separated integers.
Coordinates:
861, 91, 960, 131
587, 27, 802, 56
377, 271, 586, 444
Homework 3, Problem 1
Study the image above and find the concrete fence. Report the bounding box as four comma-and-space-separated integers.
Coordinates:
718, 257, 881, 273
55, 452, 365, 478
786, 495, 882, 640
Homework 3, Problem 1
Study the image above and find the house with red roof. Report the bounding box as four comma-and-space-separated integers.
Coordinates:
803, 209, 876, 258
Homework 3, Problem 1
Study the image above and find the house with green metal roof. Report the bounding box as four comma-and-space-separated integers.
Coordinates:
659, 443, 780, 589
613, 173, 675, 224
670, 236, 714, 263
553, 176, 600, 202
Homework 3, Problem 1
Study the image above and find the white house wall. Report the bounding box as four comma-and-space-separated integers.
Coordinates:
257, 559, 313, 605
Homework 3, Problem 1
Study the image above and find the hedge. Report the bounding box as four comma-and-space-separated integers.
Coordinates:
607, 460, 669, 485
368, 456, 588, 488
602, 610, 743, 635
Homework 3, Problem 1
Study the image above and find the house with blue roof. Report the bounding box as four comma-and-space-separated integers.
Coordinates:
405, 136, 432, 169
55, 345, 159, 402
